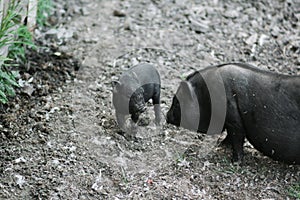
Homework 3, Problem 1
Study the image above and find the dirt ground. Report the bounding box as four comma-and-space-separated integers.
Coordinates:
1, 0, 300, 199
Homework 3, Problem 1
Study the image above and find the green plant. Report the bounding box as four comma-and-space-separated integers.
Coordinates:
37, 0, 53, 26
8, 24, 36, 64
0, 68, 18, 103
0, 0, 36, 103
0, 0, 21, 50
0, 0, 53, 104
289, 183, 300, 198
215, 157, 246, 174
0, 0, 20, 103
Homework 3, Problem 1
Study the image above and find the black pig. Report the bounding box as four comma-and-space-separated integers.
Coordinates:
167, 63, 300, 164
112, 63, 161, 130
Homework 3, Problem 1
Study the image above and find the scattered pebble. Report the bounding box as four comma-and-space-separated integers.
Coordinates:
113, 10, 126, 17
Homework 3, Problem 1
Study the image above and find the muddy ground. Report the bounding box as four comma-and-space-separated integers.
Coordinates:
1, 0, 300, 199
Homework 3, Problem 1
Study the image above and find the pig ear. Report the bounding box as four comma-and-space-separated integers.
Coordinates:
177, 81, 194, 100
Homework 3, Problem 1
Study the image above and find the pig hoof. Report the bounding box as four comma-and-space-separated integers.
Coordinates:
231, 153, 243, 164
219, 138, 231, 148
155, 120, 161, 126
155, 123, 160, 128
116, 125, 126, 133
154, 125, 162, 134
120, 127, 127, 133
231, 158, 242, 165
129, 123, 138, 134
137, 118, 150, 126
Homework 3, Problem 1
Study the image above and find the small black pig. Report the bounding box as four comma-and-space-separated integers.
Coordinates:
112, 63, 161, 130
167, 63, 300, 164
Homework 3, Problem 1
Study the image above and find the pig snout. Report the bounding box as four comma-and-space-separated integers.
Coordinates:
166, 95, 182, 126
166, 109, 179, 126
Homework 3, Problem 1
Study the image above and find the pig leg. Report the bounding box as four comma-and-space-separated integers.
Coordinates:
220, 133, 232, 147
131, 113, 139, 123
153, 100, 161, 126
116, 112, 126, 130
225, 95, 246, 163
226, 126, 245, 163
129, 113, 139, 136
152, 87, 161, 125
154, 104, 161, 125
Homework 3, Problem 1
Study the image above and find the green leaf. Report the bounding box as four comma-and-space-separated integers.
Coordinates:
0, 71, 19, 87
4, 84, 16, 97
0, 89, 8, 104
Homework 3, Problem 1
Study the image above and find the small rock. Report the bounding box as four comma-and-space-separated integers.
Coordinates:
49, 107, 60, 114
258, 34, 269, 46
245, 33, 258, 45
83, 37, 99, 43
73, 5, 81, 14
15, 157, 26, 163
52, 159, 60, 165
113, 10, 126, 17
47, 15, 59, 26
22, 84, 35, 96
54, 52, 62, 57
271, 26, 280, 37
223, 9, 239, 19
45, 29, 58, 40
124, 17, 132, 30
189, 16, 210, 34
83, 57, 98, 67
81, 7, 90, 16
15, 174, 26, 188
57, 27, 74, 40
237, 31, 248, 39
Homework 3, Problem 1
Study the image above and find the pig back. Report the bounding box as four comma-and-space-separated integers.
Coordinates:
129, 63, 161, 85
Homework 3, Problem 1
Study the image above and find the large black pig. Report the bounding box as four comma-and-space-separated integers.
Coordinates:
166, 63, 300, 164
112, 63, 161, 131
